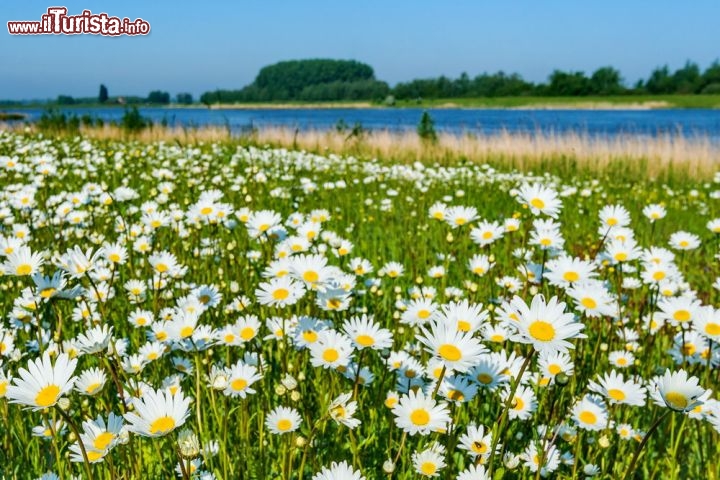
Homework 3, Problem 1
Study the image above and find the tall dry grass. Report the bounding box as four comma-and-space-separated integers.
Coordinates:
251, 127, 720, 181
4, 122, 719, 180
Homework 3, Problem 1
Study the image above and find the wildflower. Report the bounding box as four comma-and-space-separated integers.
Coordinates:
392, 389, 450, 436
124, 388, 190, 437
265, 406, 302, 434
6, 352, 77, 410
510, 295, 586, 354
651, 369, 707, 412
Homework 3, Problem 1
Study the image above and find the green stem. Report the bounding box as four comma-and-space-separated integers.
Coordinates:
622, 410, 671, 480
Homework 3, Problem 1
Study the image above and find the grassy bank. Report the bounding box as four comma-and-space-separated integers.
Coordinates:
5, 94, 720, 111
5, 122, 719, 182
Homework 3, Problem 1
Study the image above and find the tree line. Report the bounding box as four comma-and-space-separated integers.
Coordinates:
200, 59, 720, 104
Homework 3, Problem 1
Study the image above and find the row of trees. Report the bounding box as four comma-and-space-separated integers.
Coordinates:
54, 88, 194, 105
392, 61, 720, 99
40, 59, 720, 107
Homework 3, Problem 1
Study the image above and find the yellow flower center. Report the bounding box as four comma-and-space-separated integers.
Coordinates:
664, 391, 688, 410
548, 364, 562, 375
16, 264, 32, 276
277, 419, 293, 431
301, 271, 318, 283
155, 263, 168, 273
180, 326, 194, 338
457, 320, 471, 332
607, 218, 618, 226
87, 450, 104, 462
455, 218, 467, 226
418, 309, 431, 319
563, 271, 579, 282
512, 396, 524, 411
705, 323, 720, 336
240, 327, 255, 340
323, 348, 339, 363
530, 198, 545, 209
616, 357, 627, 366
93, 432, 114, 450
579, 410, 597, 425
673, 310, 691, 323
40, 288, 56, 299
272, 288, 289, 300
35, 385, 60, 407
528, 321, 555, 342
410, 409, 430, 426
421, 462, 437, 475
302, 330, 318, 343
581, 297, 597, 310
608, 389, 626, 401
149, 416, 176, 435
85, 382, 102, 394
482, 231, 493, 240
356, 334, 375, 347
477, 373, 493, 385
200, 207, 213, 215
438, 344, 462, 361
231, 379, 248, 391
540, 238, 552, 246
471, 441, 488, 454
614, 252, 627, 262
653, 271, 665, 281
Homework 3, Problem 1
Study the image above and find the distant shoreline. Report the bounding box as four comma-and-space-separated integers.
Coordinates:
4, 94, 720, 111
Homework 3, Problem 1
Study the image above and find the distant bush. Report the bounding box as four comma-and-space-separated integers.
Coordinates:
417, 111, 437, 142
121, 107, 151, 132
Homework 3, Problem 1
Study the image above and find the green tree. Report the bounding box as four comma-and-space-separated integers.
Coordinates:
176, 93, 193, 104
417, 111, 437, 142
146, 91, 170, 104
589, 67, 623, 95
98, 84, 108, 103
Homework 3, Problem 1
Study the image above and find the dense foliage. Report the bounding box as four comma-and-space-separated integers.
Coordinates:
200, 59, 390, 103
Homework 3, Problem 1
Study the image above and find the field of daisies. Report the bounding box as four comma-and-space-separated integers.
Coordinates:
0, 129, 719, 480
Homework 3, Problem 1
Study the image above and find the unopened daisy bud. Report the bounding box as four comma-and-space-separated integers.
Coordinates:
446, 233, 454, 243
57, 397, 71, 411
281, 374, 297, 390
504, 452, 520, 469
415, 276, 423, 284
295, 436, 306, 448
297, 372, 306, 381
177, 429, 200, 459
598, 435, 610, 448
290, 390, 301, 402
275, 385, 287, 396
529, 285, 539, 295
555, 373, 570, 386
382, 459, 396, 473
210, 372, 228, 391
600, 343, 608, 352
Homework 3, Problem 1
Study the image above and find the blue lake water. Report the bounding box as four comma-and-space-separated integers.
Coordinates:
10, 106, 720, 139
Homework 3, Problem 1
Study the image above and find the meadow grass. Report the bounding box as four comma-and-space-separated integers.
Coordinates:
0, 129, 718, 479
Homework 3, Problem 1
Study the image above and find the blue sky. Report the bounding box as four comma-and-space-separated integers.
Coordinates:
1, 1, 719, 100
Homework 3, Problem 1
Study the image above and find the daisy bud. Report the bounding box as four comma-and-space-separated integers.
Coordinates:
177, 429, 200, 459
295, 436, 306, 448
504, 452, 520, 469
290, 391, 301, 402
382, 459, 396, 473
598, 435, 610, 448
555, 373, 570, 386
281, 374, 297, 390
275, 385, 287, 396
600, 343, 608, 352
57, 397, 71, 411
